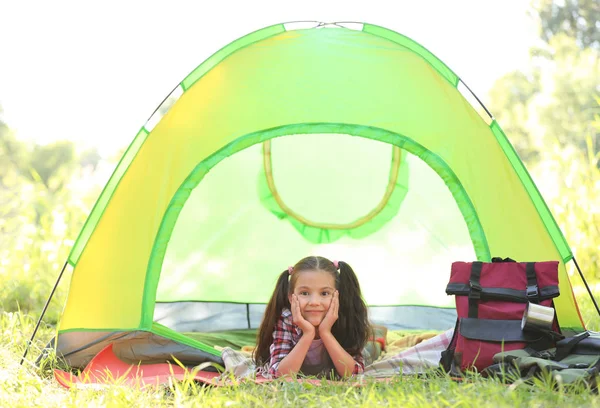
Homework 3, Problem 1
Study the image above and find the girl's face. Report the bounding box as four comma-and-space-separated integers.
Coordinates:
289, 270, 336, 327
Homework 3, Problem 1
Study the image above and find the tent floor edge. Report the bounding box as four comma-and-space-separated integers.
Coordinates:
55, 327, 223, 369
150, 322, 221, 356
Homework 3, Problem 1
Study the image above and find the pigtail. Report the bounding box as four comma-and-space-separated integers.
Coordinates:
332, 261, 372, 355
254, 270, 292, 365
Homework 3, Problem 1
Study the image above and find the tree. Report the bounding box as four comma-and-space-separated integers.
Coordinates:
28, 141, 76, 191
548, 106, 600, 280
489, 2, 600, 280
488, 71, 541, 163
0, 105, 101, 320
533, 0, 600, 50
535, 34, 600, 155
0, 109, 27, 187
489, 2, 599, 162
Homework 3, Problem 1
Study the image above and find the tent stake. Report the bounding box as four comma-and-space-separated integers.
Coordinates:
20, 260, 68, 366
573, 257, 600, 318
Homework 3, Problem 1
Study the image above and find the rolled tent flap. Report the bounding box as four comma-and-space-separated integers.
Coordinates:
56, 22, 583, 365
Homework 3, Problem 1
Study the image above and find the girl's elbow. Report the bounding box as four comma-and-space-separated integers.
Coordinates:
275, 366, 297, 378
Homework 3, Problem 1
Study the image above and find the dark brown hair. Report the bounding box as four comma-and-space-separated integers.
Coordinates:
254, 256, 371, 366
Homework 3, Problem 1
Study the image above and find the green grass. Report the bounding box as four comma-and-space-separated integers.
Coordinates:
3, 297, 600, 407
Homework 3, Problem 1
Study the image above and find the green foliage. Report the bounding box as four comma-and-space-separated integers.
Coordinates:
532, 0, 600, 50
28, 141, 76, 190
488, 71, 541, 163
0, 116, 100, 324
489, 34, 599, 159
491, 1, 600, 285
491, 1, 599, 159
536, 35, 600, 154
545, 122, 600, 281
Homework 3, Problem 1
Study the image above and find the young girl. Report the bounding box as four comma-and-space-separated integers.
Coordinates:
254, 256, 371, 378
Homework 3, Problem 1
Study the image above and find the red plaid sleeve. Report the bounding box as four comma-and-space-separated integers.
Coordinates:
352, 351, 365, 375
267, 309, 297, 377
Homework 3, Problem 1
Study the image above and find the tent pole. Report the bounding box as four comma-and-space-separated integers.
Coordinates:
573, 257, 600, 318
20, 260, 68, 366
459, 79, 494, 120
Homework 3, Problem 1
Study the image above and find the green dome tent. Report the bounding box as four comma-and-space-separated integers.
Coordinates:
33, 22, 593, 368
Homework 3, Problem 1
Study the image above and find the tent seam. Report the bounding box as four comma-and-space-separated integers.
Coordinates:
362, 23, 459, 87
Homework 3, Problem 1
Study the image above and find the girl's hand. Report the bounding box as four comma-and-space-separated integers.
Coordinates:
291, 294, 315, 338
318, 290, 339, 336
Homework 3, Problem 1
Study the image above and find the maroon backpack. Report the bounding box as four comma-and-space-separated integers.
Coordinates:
440, 258, 561, 373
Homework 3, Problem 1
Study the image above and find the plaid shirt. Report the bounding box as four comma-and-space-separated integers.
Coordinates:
267, 308, 364, 377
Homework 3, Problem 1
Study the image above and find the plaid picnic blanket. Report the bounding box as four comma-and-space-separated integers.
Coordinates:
363, 328, 454, 377
220, 328, 454, 380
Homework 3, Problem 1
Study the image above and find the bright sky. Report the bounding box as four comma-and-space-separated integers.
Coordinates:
0, 0, 539, 157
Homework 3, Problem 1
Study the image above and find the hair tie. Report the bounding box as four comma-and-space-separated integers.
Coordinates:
333, 260, 339, 270
288, 266, 294, 275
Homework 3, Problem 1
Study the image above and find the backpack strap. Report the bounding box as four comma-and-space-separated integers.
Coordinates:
523, 346, 555, 360
439, 319, 460, 373
468, 262, 484, 318
586, 355, 600, 376
468, 261, 539, 318
554, 331, 591, 361
491, 257, 516, 263
525, 262, 540, 302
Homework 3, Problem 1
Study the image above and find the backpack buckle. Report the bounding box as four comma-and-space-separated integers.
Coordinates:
469, 281, 482, 299
526, 285, 539, 299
